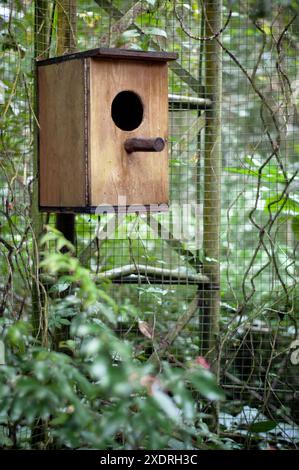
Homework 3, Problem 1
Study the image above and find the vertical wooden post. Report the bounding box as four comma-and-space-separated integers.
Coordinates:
196, 10, 205, 337
53, 1, 77, 350
56, 0, 77, 56
31, 0, 51, 448
202, 0, 222, 427
32, 1, 50, 342
196, 7, 205, 251
55, 0, 77, 248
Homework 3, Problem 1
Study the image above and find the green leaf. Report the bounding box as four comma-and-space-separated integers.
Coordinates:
40, 225, 75, 252
249, 420, 277, 433
224, 155, 293, 184
142, 27, 167, 38
170, 158, 187, 167
49, 281, 71, 293
152, 387, 180, 423
119, 29, 140, 40
116, 29, 140, 47
292, 216, 299, 240
6, 321, 30, 353
265, 195, 299, 216
0, 431, 13, 447
58, 340, 76, 352
50, 412, 70, 426
58, 318, 71, 326
189, 369, 225, 401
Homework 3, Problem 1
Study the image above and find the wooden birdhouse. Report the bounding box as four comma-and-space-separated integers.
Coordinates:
37, 48, 177, 213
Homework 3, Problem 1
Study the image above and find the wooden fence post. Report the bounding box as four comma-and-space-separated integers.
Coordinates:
202, 0, 223, 430
55, 0, 77, 248
32, 0, 51, 343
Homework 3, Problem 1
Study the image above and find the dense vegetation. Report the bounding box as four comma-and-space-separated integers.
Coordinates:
0, 0, 298, 450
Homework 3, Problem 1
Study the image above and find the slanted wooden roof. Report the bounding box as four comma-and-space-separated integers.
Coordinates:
36, 47, 178, 67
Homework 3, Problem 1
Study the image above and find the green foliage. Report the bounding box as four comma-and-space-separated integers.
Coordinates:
222, 153, 298, 314
0, 228, 225, 450
1, 0, 298, 451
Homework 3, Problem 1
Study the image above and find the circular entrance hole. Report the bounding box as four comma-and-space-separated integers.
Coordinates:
111, 91, 143, 131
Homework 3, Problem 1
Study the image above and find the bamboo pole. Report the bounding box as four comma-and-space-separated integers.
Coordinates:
202, 0, 222, 429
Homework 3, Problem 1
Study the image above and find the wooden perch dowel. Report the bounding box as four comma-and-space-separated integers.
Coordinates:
124, 137, 165, 153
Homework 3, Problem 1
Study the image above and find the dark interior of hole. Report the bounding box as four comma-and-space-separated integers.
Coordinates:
111, 91, 143, 131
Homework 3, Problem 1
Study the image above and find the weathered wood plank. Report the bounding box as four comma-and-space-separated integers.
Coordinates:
89, 58, 169, 206
38, 59, 86, 207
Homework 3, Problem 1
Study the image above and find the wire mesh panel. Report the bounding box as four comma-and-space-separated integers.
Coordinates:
0, 0, 298, 450
218, 2, 299, 445
0, 2, 34, 319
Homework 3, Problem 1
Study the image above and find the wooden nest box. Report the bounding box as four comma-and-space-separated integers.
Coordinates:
37, 48, 177, 213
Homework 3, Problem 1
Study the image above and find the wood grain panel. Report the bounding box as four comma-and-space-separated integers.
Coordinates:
89, 58, 169, 207
38, 59, 86, 207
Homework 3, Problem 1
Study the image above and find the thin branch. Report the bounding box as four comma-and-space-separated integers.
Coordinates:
96, 264, 209, 283
148, 295, 200, 364
174, 1, 232, 41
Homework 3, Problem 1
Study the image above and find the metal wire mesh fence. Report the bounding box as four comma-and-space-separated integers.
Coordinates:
0, 0, 298, 449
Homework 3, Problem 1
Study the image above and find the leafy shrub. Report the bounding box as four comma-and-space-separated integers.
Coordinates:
0, 228, 225, 449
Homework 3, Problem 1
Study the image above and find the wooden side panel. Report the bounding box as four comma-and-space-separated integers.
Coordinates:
89, 59, 169, 207
38, 59, 86, 207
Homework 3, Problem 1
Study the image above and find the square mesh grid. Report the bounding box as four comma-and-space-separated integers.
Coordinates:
0, 0, 298, 449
